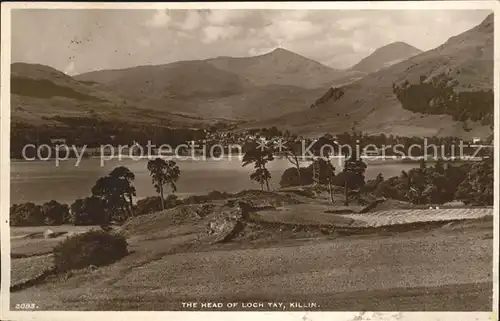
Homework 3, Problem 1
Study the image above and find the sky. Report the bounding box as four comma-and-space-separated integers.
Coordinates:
11, 9, 491, 75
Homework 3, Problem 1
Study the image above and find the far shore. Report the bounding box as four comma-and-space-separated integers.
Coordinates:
10, 154, 485, 162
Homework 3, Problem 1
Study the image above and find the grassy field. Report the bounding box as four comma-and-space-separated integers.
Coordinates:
8, 209, 494, 311
10, 225, 99, 257
8, 225, 100, 288
11, 254, 53, 287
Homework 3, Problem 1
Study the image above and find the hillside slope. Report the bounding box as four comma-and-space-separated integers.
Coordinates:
74, 48, 345, 121
249, 13, 493, 139
10, 63, 207, 127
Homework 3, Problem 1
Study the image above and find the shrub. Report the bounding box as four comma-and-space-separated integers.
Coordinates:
135, 194, 180, 215
374, 176, 407, 201
136, 196, 163, 215
70, 196, 106, 225
41, 200, 70, 225
182, 190, 232, 205
10, 202, 44, 226
331, 171, 365, 189
206, 190, 232, 200
53, 230, 128, 272
279, 167, 313, 188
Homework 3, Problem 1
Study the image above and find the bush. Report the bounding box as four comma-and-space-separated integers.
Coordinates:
374, 176, 408, 201
53, 230, 128, 272
136, 196, 163, 215
10, 202, 44, 226
182, 190, 232, 205
70, 196, 106, 225
135, 195, 180, 215
41, 200, 70, 225
331, 171, 365, 189
279, 167, 313, 187
206, 190, 232, 200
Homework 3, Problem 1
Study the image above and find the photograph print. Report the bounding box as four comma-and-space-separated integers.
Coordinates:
2, 2, 497, 315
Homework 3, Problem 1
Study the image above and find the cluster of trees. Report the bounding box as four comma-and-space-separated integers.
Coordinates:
10, 200, 70, 226
455, 157, 494, 206
393, 72, 493, 125
241, 133, 336, 193
372, 158, 493, 205
275, 133, 367, 205
279, 155, 492, 207
279, 154, 367, 206
275, 130, 493, 206
10, 158, 182, 226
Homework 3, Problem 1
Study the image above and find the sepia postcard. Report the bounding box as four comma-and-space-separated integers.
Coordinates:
0, 1, 498, 321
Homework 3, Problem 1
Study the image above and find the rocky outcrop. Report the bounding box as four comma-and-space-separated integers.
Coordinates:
206, 205, 248, 243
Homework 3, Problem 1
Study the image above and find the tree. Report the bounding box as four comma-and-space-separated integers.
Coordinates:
419, 158, 426, 169
92, 166, 136, 223
404, 168, 428, 204
109, 166, 136, 216
242, 141, 274, 191
70, 196, 105, 225
41, 200, 70, 225
455, 157, 493, 206
10, 203, 44, 226
433, 158, 445, 174
340, 151, 367, 205
309, 134, 337, 202
147, 158, 180, 210
282, 135, 303, 184
250, 167, 272, 191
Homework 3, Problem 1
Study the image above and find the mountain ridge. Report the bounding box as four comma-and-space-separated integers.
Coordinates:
244, 13, 493, 139
11, 13, 493, 139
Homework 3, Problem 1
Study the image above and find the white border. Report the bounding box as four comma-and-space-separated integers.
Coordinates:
1, 2, 499, 321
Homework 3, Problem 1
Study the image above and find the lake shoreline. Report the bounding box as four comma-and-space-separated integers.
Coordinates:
9, 156, 479, 206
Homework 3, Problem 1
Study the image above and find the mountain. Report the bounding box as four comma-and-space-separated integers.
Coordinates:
350, 42, 423, 73
74, 48, 344, 120
205, 48, 342, 88
247, 13, 493, 139
10, 63, 207, 127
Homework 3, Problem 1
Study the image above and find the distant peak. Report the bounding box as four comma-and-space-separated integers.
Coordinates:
376, 41, 422, 53
268, 47, 295, 55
